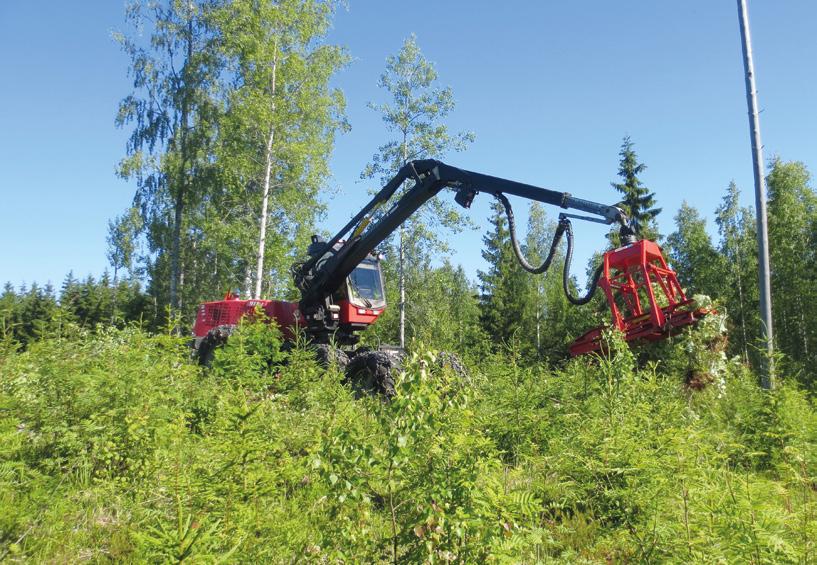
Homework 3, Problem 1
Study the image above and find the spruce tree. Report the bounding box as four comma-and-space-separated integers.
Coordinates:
0, 282, 18, 341
17, 283, 58, 345
611, 136, 661, 242
478, 201, 528, 346
59, 271, 80, 322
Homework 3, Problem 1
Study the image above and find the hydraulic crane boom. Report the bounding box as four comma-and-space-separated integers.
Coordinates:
195, 157, 709, 375
293, 159, 635, 340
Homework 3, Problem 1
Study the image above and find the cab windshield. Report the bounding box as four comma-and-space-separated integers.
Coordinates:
348, 260, 385, 308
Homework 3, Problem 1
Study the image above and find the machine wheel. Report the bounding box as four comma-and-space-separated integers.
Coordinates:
345, 350, 396, 398
435, 351, 470, 384
312, 343, 350, 371
196, 324, 235, 367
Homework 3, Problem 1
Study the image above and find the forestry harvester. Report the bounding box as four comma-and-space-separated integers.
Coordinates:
193, 160, 709, 393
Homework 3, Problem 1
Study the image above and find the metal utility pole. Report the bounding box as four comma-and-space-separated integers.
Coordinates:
737, 0, 774, 389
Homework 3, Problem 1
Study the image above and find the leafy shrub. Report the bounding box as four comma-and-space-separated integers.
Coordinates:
0, 321, 815, 562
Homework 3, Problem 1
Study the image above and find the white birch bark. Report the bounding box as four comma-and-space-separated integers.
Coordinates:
254, 51, 278, 300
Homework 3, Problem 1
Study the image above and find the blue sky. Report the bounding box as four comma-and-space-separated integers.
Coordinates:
1, 1, 815, 293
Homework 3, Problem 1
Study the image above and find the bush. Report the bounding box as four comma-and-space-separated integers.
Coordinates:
0, 321, 815, 562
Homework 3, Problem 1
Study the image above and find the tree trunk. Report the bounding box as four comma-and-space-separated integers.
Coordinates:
399, 226, 406, 349
179, 256, 184, 314
111, 265, 118, 325
243, 264, 253, 298
798, 294, 808, 358
169, 15, 194, 320
398, 133, 408, 348
170, 183, 185, 314
735, 257, 749, 363
254, 51, 278, 300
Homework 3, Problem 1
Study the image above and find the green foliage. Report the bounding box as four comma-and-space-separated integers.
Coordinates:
0, 275, 154, 349
116, 0, 224, 316
2, 318, 816, 562
364, 260, 486, 352
521, 202, 590, 360
767, 159, 817, 377
115, 0, 347, 319
479, 201, 529, 345
715, 181, 760, 364
478, 201, 586, 360
212, 0, 348, 298
610, 136, 661, 243
362, 34, 475, 347
666, 202, 727, 297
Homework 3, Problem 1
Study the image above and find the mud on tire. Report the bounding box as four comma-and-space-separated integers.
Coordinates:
196, 324, 235, 367
345, 350, 397, 398
311, 344, 350, 371
435, 351, 469, 383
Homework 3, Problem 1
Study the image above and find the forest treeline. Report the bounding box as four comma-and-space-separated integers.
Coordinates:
3, 0, 817, 385
4, 155, 817, 383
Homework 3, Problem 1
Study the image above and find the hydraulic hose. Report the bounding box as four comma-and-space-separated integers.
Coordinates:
495, 193, 565, 274
494, 193, 602, 306
561, 220, 603, 306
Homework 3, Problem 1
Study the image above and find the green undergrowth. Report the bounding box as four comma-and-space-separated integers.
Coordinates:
0, 322, 815, 563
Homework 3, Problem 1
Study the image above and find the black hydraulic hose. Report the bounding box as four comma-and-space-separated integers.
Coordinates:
561, 220, 603, 306
495, 193, 601, 305
495, 193, 564, 274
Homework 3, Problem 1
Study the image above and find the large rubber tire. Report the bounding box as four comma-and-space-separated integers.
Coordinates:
196, 325, 235, 367
312, 344, 350, 371
435, 351, 470, 385
345, 350, 396, 398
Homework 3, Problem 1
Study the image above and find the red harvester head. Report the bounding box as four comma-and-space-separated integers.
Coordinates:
569, 239, 711, 356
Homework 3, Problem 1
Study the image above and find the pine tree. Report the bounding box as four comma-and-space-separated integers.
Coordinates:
610, 136, 661, 242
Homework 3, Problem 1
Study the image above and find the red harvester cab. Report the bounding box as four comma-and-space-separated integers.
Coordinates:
569, 239, 711, 356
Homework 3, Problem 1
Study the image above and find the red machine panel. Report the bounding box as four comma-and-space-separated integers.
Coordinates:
338, 299, 383, 325
193, 295, 301, 340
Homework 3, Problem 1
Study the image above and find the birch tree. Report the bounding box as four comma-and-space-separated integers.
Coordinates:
715, 182, 758, 362
106, 206, 143, 322
363, 35, 474, 348
116, 0, 222, 318
214, 0, 347, 299
520, 202, 581, 359
766, 159, 817, 369
665, 202, 725, 298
